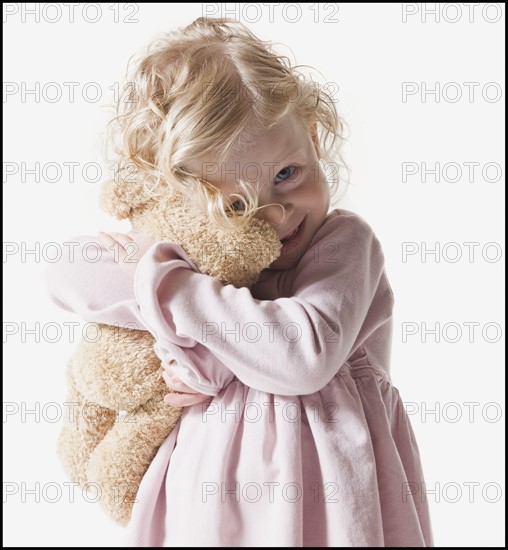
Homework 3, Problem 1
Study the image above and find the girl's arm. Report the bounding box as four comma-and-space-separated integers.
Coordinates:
45, 234, 235, 396
45, 234, 147, 329
133, 212, 394, 396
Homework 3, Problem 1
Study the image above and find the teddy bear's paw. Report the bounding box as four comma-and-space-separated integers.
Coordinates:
57, 423, 90, 488
86, 396, 181, 525
57, 401, 116, 488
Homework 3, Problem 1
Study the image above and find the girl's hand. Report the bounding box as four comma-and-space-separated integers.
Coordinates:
162, 360, 212, 407
98, 230, 156, 278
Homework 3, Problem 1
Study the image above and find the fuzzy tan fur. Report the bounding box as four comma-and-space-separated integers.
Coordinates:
57, 178, 281, 525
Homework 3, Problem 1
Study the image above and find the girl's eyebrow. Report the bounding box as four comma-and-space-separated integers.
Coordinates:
275, 146, 306, 165
253, 147, 306, 183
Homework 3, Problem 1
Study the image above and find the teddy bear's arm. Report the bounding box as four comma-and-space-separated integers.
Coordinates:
133, 217, 390, 397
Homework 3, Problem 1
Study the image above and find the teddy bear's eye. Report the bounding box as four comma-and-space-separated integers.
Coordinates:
229, 200, 245, 212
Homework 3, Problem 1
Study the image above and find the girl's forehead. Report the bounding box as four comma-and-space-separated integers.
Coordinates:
229, 115, 307, 162
185, 114, 310, 182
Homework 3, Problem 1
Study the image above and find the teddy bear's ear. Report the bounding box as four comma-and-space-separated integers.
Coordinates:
99, 178, 155, 220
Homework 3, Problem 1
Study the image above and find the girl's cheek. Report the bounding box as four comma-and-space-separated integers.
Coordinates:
303, 164, 323, 190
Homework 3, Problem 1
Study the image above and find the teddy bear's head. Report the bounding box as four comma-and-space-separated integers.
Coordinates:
99, 177, 281, 287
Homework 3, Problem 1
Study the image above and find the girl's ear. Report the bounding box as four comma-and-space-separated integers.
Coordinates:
310, 122, 321, 160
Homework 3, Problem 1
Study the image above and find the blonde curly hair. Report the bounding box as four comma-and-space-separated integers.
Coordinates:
103, 16, 347, 230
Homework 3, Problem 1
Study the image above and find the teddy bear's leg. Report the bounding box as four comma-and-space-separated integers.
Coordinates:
57, 358, 117, 487
72, 326, 167, 408
87, 392, 182, 526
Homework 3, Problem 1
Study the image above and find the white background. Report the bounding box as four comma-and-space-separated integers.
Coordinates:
3, 2, 505, 547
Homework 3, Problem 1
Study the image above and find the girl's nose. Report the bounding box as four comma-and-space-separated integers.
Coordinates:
257, 202, 295, 231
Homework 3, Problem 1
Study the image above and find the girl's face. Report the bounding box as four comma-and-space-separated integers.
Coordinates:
188, 114, 331, 270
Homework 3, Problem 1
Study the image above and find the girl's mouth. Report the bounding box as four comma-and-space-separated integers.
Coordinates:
280, 218, 305, 248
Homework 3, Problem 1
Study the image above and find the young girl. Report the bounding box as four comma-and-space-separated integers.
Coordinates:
47, 17, 434, 547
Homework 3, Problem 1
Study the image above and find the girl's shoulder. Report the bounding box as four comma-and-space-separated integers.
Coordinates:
310, 208, 381, 250
254, 208, 384, 298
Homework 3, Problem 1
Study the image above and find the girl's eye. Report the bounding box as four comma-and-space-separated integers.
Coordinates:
274, 165, 296, 184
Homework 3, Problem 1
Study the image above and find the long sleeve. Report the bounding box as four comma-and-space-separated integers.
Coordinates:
44, 234, 235, 396
133, 211, 392, 396
45, 235, 147, 329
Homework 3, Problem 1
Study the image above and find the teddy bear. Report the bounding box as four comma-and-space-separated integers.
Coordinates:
57, 177, 282, 525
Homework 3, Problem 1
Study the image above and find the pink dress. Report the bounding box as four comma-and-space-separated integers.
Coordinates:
46, 209, 434, 547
